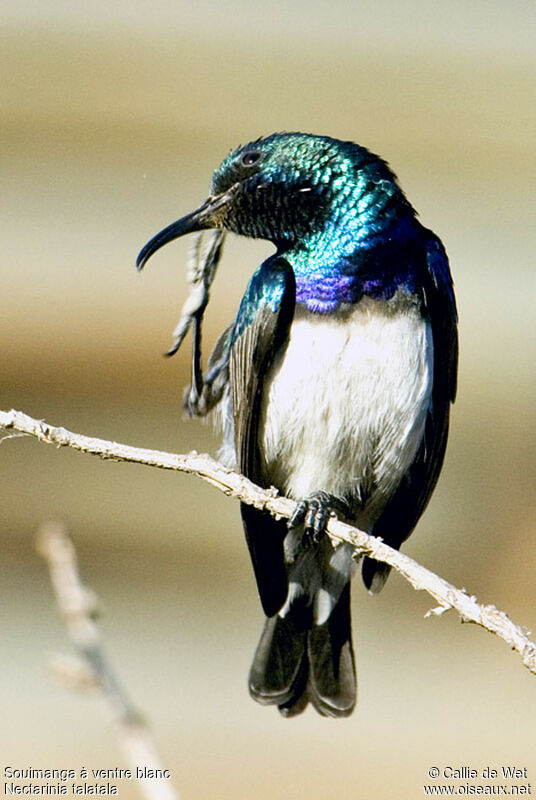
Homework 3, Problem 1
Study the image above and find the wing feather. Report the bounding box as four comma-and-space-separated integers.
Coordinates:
362, 228, 458, 591
229, 256, 296, 615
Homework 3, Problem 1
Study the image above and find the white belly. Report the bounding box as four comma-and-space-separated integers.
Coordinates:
260, 292, 434, 530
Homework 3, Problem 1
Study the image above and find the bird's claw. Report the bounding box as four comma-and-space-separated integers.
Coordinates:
288, 492, 349, 544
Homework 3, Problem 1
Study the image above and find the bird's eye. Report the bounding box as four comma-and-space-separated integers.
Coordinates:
240, 150, 262, 167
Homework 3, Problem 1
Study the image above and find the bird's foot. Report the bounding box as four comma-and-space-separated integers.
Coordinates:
288, 492, 351, 544
182, 369, 226, 418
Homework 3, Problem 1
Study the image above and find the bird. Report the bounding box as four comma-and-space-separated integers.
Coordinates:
136, 132, 458, 718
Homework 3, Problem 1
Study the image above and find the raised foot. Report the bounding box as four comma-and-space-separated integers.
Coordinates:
288, 492, 351, 543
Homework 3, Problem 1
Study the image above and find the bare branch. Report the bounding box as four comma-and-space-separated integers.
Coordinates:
37, 520, 180, 800
2, 407, 535, 678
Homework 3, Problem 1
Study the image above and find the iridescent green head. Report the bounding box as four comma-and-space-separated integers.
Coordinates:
136, 132, 411, 270
211, 132, 408, 247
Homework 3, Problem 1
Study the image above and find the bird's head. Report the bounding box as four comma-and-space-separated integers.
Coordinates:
137, 132, 408, 270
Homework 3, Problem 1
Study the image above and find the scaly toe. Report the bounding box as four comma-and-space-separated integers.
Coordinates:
288, 492, 345, 543
289, 499, 309, 530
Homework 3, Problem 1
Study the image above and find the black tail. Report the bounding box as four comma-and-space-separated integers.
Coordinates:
248, 584, 356, 718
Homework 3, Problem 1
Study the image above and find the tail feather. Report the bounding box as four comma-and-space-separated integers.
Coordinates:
278, 684, 309, 718
248, 584, 356, 717
308, 584, 356, 717
249, 613, 308, 707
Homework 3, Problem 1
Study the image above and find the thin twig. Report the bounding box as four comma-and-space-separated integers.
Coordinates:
2, 407, 535, 677
37, 520, 180, 800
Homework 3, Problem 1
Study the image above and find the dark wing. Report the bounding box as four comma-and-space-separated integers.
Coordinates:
362, 228, 458, 591
229, 256, 296, 616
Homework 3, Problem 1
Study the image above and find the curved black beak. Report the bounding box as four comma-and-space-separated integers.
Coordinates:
136, 188, 234, 271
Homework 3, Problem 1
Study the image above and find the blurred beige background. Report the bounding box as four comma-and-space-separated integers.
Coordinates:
1, 1, 535, 798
